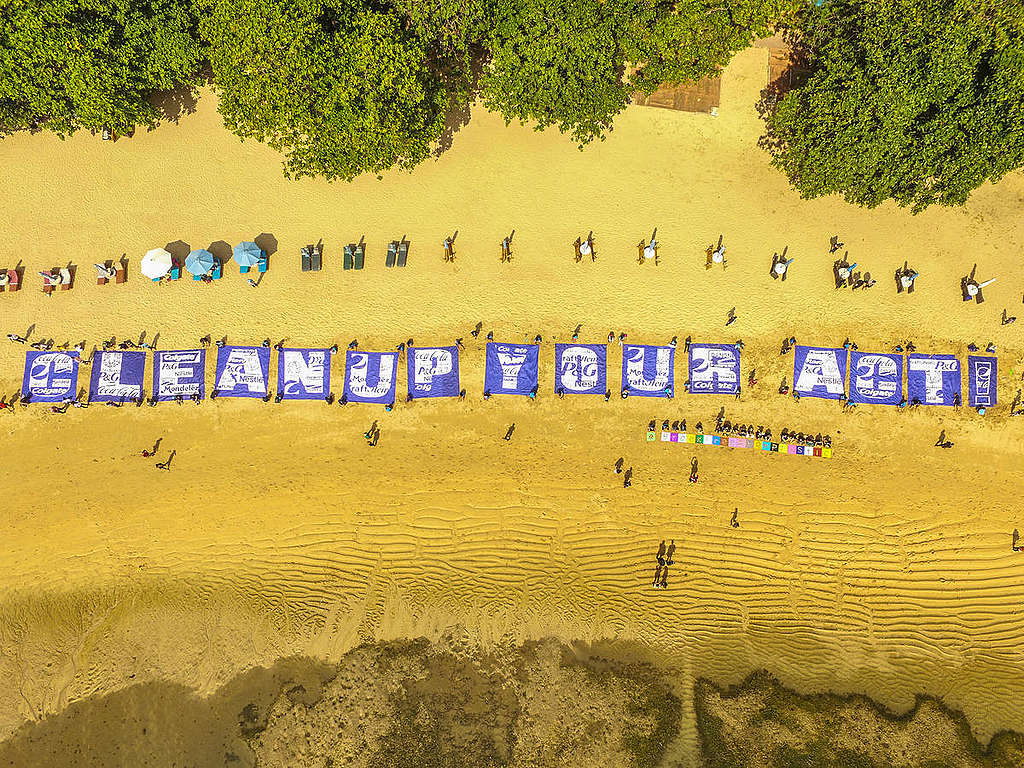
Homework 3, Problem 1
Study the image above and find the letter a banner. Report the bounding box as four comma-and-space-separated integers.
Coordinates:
793, 346, 847, 400
278, 348, 331, 400
89, 350, 146, 402
554, 344, 606, 394
344, 351, 398, 404
485, 342, 539, 395
622, 344, 674, 397
215, 346, 271, 398
967, 355, 997, 408
848, 351, 902, 405
907, 354, 960, 406
408, 346, 460, 398
22, 350, 79, 402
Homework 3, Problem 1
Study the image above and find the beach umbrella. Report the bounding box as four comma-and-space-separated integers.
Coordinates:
233, 241, 262, 267
185, 249, 215, 276
141, 248, 173, 279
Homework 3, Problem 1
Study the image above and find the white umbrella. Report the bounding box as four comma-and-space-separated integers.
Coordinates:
141, 248, 173, 279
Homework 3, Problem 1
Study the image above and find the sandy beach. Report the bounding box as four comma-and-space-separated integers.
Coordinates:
0, 48, 1022, 765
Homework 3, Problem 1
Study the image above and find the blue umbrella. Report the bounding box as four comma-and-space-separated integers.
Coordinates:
185, 249, 215, 276
233, 241, 263, 267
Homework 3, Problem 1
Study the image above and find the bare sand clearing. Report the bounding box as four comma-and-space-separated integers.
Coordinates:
0, 49, 1022, 764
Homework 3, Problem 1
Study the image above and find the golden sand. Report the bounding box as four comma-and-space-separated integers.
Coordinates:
0, 49, 1022, 764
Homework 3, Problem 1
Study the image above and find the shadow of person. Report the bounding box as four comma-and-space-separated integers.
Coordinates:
255, 233, 278, 256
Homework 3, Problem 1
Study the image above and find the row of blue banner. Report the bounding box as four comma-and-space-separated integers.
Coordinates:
20, 343, 997, 408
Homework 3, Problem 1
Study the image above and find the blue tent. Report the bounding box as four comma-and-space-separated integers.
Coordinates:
233, 241, 263, 267
185, 249, 215, 275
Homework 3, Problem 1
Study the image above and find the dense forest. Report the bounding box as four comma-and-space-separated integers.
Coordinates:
1, 0, 1021, 210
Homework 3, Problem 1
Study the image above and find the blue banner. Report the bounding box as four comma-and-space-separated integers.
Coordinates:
485, 342, 539, 395
278, 348, 331, 400
344, 351, 398, 403
554, 344, 606, 394
22, 351, 79, 402
153, 349, 205, 401
793, 346, 847, 400
688, 343, 740, 395
408, 346, 460, 398
214, 346, 270, 398
907, 354, 960, 406
622, 344, 674, 397
89, 350, 146, 403
967, 355, 996, 408
848, 351, 902, 405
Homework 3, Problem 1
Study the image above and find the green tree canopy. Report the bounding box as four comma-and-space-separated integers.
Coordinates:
627, 0, 801, 94
201, 0, 451, 180
480, 0, 634, 146
763, 0, 1024, 211
0, 0, 202, 136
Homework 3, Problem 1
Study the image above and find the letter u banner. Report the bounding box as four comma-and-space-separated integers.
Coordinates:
622, 344, 674, 397
344, 351, 398, 403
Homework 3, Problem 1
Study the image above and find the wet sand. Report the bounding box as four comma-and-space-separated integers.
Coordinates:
0, 48, 1023, 765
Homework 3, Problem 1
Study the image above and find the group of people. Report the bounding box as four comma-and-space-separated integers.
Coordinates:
652, 540, 676, 589
648, 412, 834, 449
614, 457, 633, 488
364, 421, 381, 446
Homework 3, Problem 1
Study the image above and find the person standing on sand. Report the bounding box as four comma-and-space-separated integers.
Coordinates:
689, 458, 699, 483
657, 540, 666, 564
614, 457, 624, 474
653, 564, 663, 586
666, 540, 675, 565
503, 423, 516, 441
623, 468, 632, 488
471, 322, 482, 339
731, 508, 739, 528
